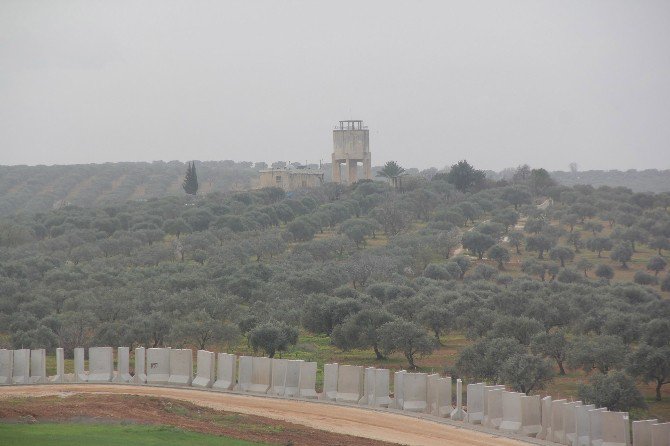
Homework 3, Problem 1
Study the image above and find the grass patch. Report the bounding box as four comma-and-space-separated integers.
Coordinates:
0, 423, 267, 446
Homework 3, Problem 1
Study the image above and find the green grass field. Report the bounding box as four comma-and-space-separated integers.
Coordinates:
0, 423, 267, 446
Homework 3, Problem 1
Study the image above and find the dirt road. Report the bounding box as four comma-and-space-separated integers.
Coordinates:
0, 384, 535, 446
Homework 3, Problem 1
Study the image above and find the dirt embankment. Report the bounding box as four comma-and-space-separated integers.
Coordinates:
0, 384, 533, 446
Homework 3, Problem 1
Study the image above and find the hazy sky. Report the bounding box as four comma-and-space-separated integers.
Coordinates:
1, 1, 669, 171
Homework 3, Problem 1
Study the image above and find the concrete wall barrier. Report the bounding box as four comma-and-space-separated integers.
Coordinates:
465, 382, 484, 424
632, 419, 657, 446
49, 348, 64, 384
323, 363, 338, 401
168, 349, 193, 386
562, 400, 583, 445
134, 347, 146, 384
450, 378, 466, 421
570, 403, 594, 445
393, 370, 406, 409
146, 348, 171, 385
88, 347, 114, 383
537, 396, 551, 440
114, 347, 132, 383
360, 367, 375, 406
650, 422, 670, 446
12, 349, 30, 385
284, 360, 302, 397
483, 385, 505, 428
270, 358, 288, 396
435, 376, 453, 417
402, 372, 428, 413
29, 349, 47, 384
213, 353, 237, 390
548, 398, 566, 443
74, 347, 87, 382
0, 349, 13, 385
336, 365, 364, 404
520, 394, 542, 438
499, 391, 523, 434
297, 361, 317, 399
601, 411, 630, 446
236, 355, 252, 392
372, 368, 391, 408
192, 350, 215, 388
588, 407, 607, 446
248, 356, 272, 394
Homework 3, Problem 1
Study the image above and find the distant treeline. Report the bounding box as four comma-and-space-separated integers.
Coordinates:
0, 162, 668, 217
550, 170, 670, 193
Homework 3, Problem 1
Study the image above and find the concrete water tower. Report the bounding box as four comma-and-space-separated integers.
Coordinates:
332, 120, 372, 184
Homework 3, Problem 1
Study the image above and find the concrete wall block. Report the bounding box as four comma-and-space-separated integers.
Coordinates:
283, 360, 302, 397
74, 347, 87, 383
0, 349, 14, 385
520, 394, 542, 437
192, 350, 215, 388
168, 349, 193, 386
269, 358, 288, 396
402, 372, 428, 413
482, 385, 505, 428
450, 379, 466, 421
499, 391, 524, 434
336, 365, 364, 403
323, 363, 339, 401
29, 349, 47, 384
114, 347, 132, 383
465, 382, 485, 424
88, 347, 114, 383
650, 422, 670, 446
213, 353, 237, 391
601, 411, 630, 446
146, 348, 171, 385
298, 361, 318, 399
632, 419, 657, 446
12, 349, 30, 385
134, 347, 146, 384
247, 356, 272, 394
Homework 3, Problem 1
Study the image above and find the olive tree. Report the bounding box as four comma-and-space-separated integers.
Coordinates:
487, 244, 511, 269
567, 335, 627, 374
462, 231, 495, 260
549, 246, 574, 267
610, 242, 634, 268
531, 331, 570, 375
456, 337, 525, 382
500, 353, 554, 395
647, 256, 667, 276
627, 344, 670, 401
248, 321, 299, 358
331, 309, 395, 359
578, 371, 646, 412
377, 320, 436, 369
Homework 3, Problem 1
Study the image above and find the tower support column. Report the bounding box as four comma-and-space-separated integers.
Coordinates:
347, 159, 358, 184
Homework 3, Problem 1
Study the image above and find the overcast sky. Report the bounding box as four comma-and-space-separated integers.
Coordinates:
1, 1, 669, 171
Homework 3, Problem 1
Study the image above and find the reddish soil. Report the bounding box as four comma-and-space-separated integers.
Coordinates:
0, 393, 392, 446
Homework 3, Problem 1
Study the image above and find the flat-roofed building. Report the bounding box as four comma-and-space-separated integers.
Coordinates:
258, 165, 324, 191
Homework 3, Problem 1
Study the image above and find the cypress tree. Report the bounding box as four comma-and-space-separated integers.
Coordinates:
182, 161, 199, 195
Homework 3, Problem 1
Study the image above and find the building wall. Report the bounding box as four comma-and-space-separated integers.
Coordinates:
333, 130, 369, 161
258, 170, 323, 191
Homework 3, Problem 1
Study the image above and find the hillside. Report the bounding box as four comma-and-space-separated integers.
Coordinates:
1, 162, 669, 217
1, 171, 670, 420
0, 161, 260, 217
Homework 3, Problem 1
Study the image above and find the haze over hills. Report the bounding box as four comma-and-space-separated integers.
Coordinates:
0, 162, 669, 217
